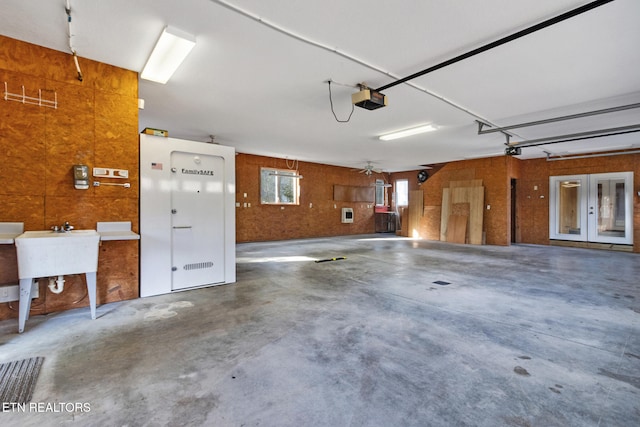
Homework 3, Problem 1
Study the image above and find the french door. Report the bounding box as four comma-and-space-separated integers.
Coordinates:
549, 172, 633, 244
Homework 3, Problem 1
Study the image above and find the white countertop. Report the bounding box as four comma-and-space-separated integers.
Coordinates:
2, 222, 140, 243
0, 222, 24, 244
98, 230, 141, 241
0, 233, 21, 244
96, 221, 140, 241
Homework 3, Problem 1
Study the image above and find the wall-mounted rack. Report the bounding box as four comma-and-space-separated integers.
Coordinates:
3, 82, 57, 109
93, 181, 130, 188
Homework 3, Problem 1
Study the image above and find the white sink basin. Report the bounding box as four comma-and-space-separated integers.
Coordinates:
15, 230, 100, 279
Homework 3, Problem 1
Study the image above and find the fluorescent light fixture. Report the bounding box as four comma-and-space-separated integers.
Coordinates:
141, 26, 196, 84
379, 124, 437, 141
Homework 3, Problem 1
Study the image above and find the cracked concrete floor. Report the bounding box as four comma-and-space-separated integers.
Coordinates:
1, 235, 639, 426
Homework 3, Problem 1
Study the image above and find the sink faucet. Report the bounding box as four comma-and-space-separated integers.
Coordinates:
51, 222, 74, 232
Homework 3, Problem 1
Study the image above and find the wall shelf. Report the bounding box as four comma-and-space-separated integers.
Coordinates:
97, 221, 140, 241
0, 222, 24, 244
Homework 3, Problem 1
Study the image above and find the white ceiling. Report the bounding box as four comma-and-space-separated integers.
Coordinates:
2, 0, 639, 171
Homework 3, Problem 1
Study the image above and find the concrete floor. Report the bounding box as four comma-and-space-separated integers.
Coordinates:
1, 235, 638, 426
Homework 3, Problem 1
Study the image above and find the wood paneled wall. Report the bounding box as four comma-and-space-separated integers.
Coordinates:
397, 153, 639, 253
2, 36, 635, 326
235, 154, 378, 242
0, 36, 139, 321
395, 157, 512, 245
516, 153, 640, 252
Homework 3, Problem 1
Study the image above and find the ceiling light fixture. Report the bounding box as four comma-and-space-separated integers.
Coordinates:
141, 26, 196, 84
379, 124, 437, 141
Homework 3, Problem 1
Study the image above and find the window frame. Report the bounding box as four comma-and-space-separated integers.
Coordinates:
395, 179, 409, 207
375, 179, 386, 206
260, 167, 300, 205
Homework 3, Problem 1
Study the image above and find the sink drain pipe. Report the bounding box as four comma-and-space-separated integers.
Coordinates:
48, 276, 65, 294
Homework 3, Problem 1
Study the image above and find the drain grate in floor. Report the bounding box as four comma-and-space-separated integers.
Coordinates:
432, 280, 451, 286
0, 356, 44, 406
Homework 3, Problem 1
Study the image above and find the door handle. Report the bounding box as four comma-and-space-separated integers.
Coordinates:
172, 226, 193, 229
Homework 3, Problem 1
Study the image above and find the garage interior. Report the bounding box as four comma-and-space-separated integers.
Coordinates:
0, 0, 639, 425
1, 237, 638, 425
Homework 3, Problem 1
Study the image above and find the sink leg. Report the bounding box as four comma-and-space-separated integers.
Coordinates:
18, 278, 34, 333
86, 272, 97, 320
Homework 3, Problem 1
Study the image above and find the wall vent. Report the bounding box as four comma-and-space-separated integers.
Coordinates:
184, 261, 214, 271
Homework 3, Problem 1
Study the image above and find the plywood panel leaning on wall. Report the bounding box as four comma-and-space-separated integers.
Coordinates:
446, 215, 468, 244
450, 179, 483, 189
440, 188, 450, 241
441, 180, 484, 245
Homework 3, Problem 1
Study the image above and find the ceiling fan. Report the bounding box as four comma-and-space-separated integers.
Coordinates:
354, 161, 383, 176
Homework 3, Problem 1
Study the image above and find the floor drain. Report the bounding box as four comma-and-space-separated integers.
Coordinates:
433, 281, 451, 286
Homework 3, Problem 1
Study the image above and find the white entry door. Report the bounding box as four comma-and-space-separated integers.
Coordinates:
171, 151, 226, 290
550, 172, 634, 245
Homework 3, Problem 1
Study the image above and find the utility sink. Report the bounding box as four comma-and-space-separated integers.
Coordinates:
14, 230, 100, 333
15, 230, 100, 278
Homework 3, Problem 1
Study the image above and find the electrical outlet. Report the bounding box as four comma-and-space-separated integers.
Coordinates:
0, 283, 39, 303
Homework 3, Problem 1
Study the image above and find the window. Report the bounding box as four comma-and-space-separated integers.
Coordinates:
396, 179, 408, 206
260, 167, 300, 205
375, 179, 385, 206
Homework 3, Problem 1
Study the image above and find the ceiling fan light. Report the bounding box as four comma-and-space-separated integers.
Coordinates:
379, 124, 437, 141
141, 26, 196, 84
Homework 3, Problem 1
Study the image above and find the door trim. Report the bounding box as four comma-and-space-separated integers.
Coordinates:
549, 175, 588, 242
549, 172, 634, 245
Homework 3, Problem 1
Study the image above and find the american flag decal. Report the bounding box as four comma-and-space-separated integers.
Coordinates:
151, 162, 163, 170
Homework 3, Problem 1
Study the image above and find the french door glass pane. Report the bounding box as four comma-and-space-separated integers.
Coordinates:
596, 179, 626, 238
558, 180, 582, 235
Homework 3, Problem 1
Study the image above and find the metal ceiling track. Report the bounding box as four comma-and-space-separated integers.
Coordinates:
476, 102, 640, 134
210, 0, 517, 134
214, 0, 616, 145
508, 124, 640, 148
374, 0, 615, 92
546, 148, 640, 161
